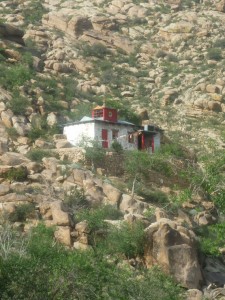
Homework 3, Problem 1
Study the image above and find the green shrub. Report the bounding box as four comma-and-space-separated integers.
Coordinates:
77, 205, 123, 247
156, 50, 167, 58
6, 127, 19, 140
192, 150, 225, 212
105, 221, 146, 258
0, 224, 184, 300
111, 140, 123, 153
0, 224, 28, 260
82, 139, 106, 168
64, 187, 88, 211
82, 42, 111, 59
158, 143, 185, 158
9, 94, 30, 115
9, 203, 35, 222
22, 0, 47, 25
3, 167, 27, 182
0, 64, 33, 90
207, 48, 222, 60
198, 222, 225, 256
167, 53, 178, 62
26, 149, 58, 162
136, 186, 169, 204
214, 38, 225, 48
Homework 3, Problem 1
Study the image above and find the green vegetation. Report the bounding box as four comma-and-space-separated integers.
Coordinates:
3, 167, 27, 182
111, 140, 123, 153
197, 150, 225, 212
21, 0, 47, 26
9, 203, 35, 222
0, 64, 33, 90
77, 205, 123, 247
64, 187, 88, 212
104, 221, 146, 258
26, 149, 59, 162
81, 139, 106, 169
198, 222, 225, 256
81, 42, 111, 59
214, 38, 225, 48
0, 224, 183, 300
9, 94, 30, 115
207, 48, 222, 61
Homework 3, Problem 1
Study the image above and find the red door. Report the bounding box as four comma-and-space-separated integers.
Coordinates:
102, 129, 108, 148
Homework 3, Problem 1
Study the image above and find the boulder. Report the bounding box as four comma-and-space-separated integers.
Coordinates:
51, 201, 70, 226
47, 112, 57, 127
102, 182, 122, 205
74, 241, 91, 250
186, 289, 203, 300
206, 84, 221, 94
0, 183, 10, 196
144, 219, 202, 289
1, 110, 13, 128
54, 226, 71, 246
119, 194, 150, 214
55, 140, 73, 149
0, 138, 8, 154
0, 193, 29, 203
217, 0, 225, 12
0, 23, 24, 45
203, 256, 225, 287
119, 194, 136, 213
0, 152, 30, 166
72, 168, 86, 185
85, 185, 104, 203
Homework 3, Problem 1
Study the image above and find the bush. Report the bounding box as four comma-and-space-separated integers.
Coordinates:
207, 48, 222, 61
111, 140, 123, 153
0, 224, 28, 260
0, 224, 184, 299
64, 187, 88, 212
0, 65, 33, 90
9, 203, 35, 222
214, 38, 225, 48
26, 149, 58, 162
136, 186, 169, 204
9, 94, 30, 115
198, 222, 225, 256
6, 128, 19, 140
77, 205, 123, 247
104, 221, 146, 258
82, 139, 106, 169
82, 43, 111, 59
3, 167, 27, 182
22, 0, 47, 25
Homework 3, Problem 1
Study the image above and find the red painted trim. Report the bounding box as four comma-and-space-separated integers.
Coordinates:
142, 134, 145, 150
102, 129, 108, 148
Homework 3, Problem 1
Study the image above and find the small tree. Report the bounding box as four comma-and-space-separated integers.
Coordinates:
81, 138, 106, 170
125, 150, 152, 196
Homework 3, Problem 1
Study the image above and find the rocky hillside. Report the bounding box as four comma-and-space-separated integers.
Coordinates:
0, 0, 224, 154
0, 0, 225, 299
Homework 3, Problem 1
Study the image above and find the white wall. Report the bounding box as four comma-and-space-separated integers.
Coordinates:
154, 132, 161, 150
63, 122, 95, 146
94, 122, 137, 150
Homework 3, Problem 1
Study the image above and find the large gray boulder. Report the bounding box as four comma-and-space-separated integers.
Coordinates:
144, 218, 202, 289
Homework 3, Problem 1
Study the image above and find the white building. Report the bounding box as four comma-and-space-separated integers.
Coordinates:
63, 105, 162, 152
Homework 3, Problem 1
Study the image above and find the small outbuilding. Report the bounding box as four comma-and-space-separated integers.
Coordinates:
63, 105, 162, 152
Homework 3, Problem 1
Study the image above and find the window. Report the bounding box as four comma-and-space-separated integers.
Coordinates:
108, 111, 113, 117
93, 109, 103, 118
112, 129, 119, 140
